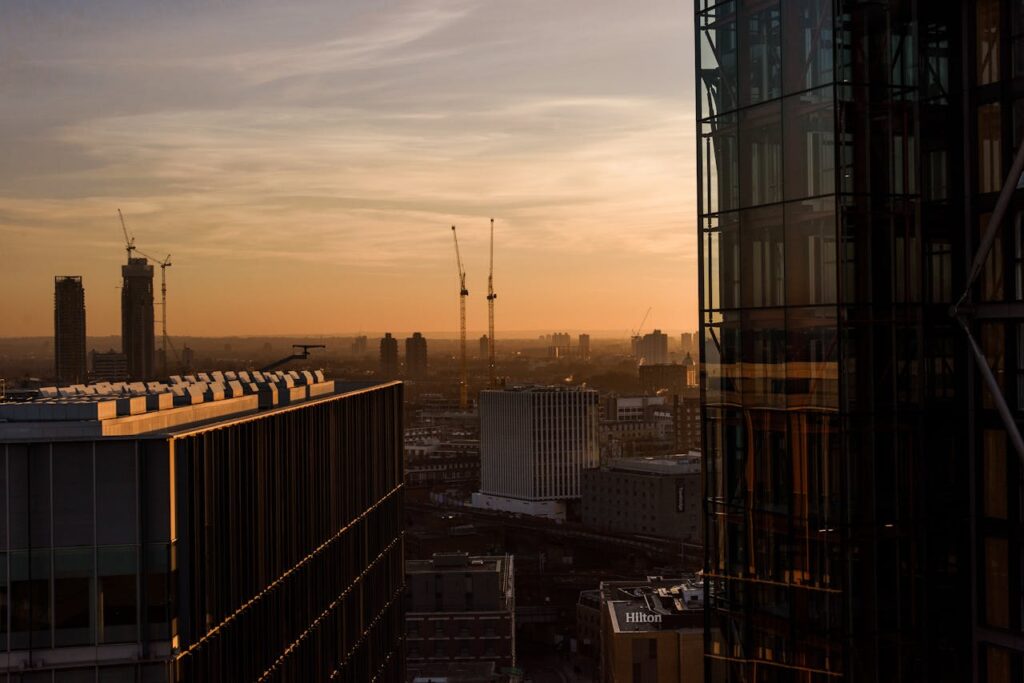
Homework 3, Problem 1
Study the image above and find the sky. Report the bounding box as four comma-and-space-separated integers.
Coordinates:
0, 0, 697, 338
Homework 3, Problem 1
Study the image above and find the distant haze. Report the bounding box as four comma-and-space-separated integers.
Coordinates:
0, 0, 697, 337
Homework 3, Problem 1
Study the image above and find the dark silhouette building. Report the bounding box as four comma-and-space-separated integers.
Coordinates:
578, 333, 591, 360
121, 257, 155, 380
54, 275, 86, 383
0, 374, 405, 681
697, 2, 1023, 681
380, 333, 398, 378
405, 332, 428, 379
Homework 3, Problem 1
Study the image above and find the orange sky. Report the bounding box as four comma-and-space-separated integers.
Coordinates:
0, 0, 698, 338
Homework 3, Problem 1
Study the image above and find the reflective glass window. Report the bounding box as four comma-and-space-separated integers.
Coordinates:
741, 205, 784, 307
53, 443, 94, 547
785, 198, 837, 306
782, 0, 833, 95
145, 543, 170, 640
984, 536, 1009, 628
702, 115, 739, 214
978, 103, 1003, 194
983, 430, 1008, 519
783, 87, 834, 201
704, 212, 741, 310
54, 547, 94, 647
977, 0, 1001, 85
98, 546, 138, 644
704, 312, 742, 406
740, 102, 782, 207
11, 549, 51, 650
742, 309, 786, 408
96, 442, 136, 546
786, 307, 838, 410
738, 0, 781, 107
982, 324, 1006, 411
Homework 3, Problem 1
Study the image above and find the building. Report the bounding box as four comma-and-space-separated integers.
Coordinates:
121, 257, 155, 380
479, 334, 489, 360
90, 349, 129, 382
0, 372, 405, 681
671, 389, 701, 454
639, 363, 688, 396
578, 333, 591, 360
695, 2, 1021, 680
380, 332, 399, 378
581, 453, 700, 543
679, 332, 697, 357
406, 332, 428, 379
54, 275, 87, 383
351, 335, 368, 355
406, 553, 515, 670
596, 577, 703, 683
635, 330, 668, 365
604, 395, 668, 422
472, 386, 599, 520
405, 437, 481, 488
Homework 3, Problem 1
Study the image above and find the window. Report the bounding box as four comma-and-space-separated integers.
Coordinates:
984, 537, 1009, 628
783, 87, 834, 201
787, 307, 839, 410
785, 198, 837, 306
740, 102, 782, 207
53, 443, 94, 547
699, 3, 738, 118
54, 548, 94, 646
984, 431, 1009, 519
782, 0, 832, 95
977, 0, 1001, 85
702, 116, 739, 214
96, 442, 137, 546
978, 104, 1003, 194
739, 0, 781, 107
741, 205, 785, 307
98, 546, 137, 644
742, 309, 786, 409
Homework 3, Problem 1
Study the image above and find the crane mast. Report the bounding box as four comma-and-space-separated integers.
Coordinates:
487, 218, 497, 388
451, 225, 469, 409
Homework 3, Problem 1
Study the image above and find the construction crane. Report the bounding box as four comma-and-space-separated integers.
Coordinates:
631, 307, 652, 360
486, 218, 497, 388
136, 250, 174, 374
261, 344, 326, 372
451, 225, 469, 410
117, 209, 136, 261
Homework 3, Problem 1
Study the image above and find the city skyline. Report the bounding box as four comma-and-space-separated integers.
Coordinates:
0, 0, 698, 337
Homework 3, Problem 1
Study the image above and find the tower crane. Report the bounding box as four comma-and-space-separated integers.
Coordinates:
486, 218, 497, 388
136, 250, 175, 373
117, 209, 136, 261
451, 225, 469, 410
631, 307, 652, 360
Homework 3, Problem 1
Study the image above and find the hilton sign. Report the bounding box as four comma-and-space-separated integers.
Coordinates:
624, 611, 662, 625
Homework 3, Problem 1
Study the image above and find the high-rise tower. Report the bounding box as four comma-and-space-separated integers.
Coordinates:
696, 1, 1022, 681
405, 332, 428, 379
121, 257, 155, 380
54, 276, 87, 383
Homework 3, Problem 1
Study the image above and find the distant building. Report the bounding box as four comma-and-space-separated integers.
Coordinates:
405, 437, 480, 488
181, 345, 195, 370
638, 363, 687, 396
549, 332, 571, 358
90, 349, 129, 382
599, 578, 703, 683
351, 335, 368, 355
54, 276, 87, 383
406, 553, 515, 670
0, 373, 405, 681
406, 331, 428, 378
479, 334, 489, 360
604, 395, 668, 422
473, 386, 599, 520
380, 332, 398, 378
121, 257, 155, 380
672, 389, 701, 454
578, 333, 591, 360
679, 331, 697, 356
635, 329, 668, 365
581, 454, 701, 543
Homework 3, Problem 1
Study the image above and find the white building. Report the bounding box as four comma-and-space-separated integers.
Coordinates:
472, 386, 599, 520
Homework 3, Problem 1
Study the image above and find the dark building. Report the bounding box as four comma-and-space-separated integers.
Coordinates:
697, 1, 1023, 681
405, 553, 515, 670
0, 373, 405, 681
639, 363, 688, 396
406, 331, 428, 379
578, 333, 591, 360
479, 334, 489, 360
90, 348, 129, 382
380, 332, 399, 378
121, 257, 155, 380
54, 275, 86, 383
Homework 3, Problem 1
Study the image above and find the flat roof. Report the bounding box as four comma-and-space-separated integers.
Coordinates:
406, 553, 509, 575
606, 580, 704, 634
602, 453, 701, 475
0, 372, 395, 441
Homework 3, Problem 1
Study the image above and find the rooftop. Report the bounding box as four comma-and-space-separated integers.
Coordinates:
406, 552, 509, 574
606, 579, 704, 634
0, 370, 390, 440
603, 453, 701, 475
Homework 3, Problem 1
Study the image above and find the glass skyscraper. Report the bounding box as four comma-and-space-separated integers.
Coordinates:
697, 1, 1022, 681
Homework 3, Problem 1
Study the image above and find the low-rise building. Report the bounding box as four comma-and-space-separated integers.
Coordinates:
581, 454, 701, 542
406, 553, 516, 670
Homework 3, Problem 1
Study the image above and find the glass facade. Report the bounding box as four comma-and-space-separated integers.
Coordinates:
694, 1, 1024, 681
0, 383, 405, 682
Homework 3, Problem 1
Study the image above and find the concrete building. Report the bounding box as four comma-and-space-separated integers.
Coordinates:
638, 363, 688, 396
0, 373, 405, 681
406, 553, 515, 670
54, 275, 87, 384
599, 578, 703, 683
473, 386, 599, 520
578, 333, 591, 361
405, 437, 480, 488
635, 330, 669, 365
581, 454, 701, 543
121, 257, 155, 380
406, 331, 428, 379
90, 349, 129, 382
380, 332, 399, 378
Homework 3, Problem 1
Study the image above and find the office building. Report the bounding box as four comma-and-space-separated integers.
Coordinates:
696, 1, 1022, 680
54, 275, 87, 384
0, 372, 405, 681
672, 388, 701, 454
680, 331, 697, 356
581, 453, 700, 543
472, 386, 599, 520
597, 577, 703, 683
635, 330, 668, 365
604, 395, 668, 422
479, 334, 489, 360
406, 553, 515, 670
90, 349, 129, 382
578, 333, 591, 360
406, 332, 428, 379
380, 332, 398, 378
121, 257, 155, 380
